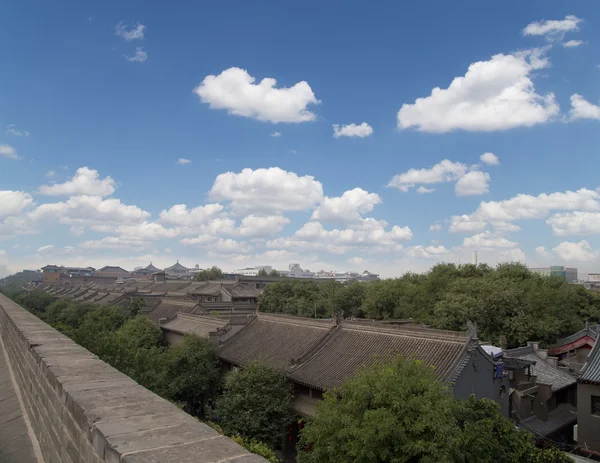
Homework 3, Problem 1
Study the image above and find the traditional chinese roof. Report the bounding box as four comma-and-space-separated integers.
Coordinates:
161, 313, 229, 338
549, 323, 599, 355
145, 262, 162, 272
97, 266, 130, 274
504, 346, 576, 392
289, 322, 471, 390
165, 261, 190, 272
218, 314, 335, 370
579, 337, 600, 385
223, 284, 261, 299
188, 282, 225, 296
519, 403, 577, 437
146, 298, 199, 323
292, 394, 319, 418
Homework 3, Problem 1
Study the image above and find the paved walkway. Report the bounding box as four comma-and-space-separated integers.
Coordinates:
0, 337, 40, 463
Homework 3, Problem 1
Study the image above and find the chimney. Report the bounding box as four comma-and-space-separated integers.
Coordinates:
472, 251, 478, 266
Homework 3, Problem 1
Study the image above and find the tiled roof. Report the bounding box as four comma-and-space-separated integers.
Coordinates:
96, 292, 127, 307
579, 337, 600, 385
97, 266, 130, 273
218, 314, 334, 370
290, 323, 470, 390
189, 282, 224, 296
161, 313, 228, 338
504, 346, 576, 392
146, 299, 199, 324
165, 262, 190, 271
224, 284, 261, 299
550, 324, 599, 350
144, 263, 162, 272
519, 403, 577, 437
292, 395, 319, 418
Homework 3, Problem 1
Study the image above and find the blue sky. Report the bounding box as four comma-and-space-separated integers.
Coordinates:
1, 1, 600, 277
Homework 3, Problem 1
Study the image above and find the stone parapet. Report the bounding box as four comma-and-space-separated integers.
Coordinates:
0, 293, 266, 463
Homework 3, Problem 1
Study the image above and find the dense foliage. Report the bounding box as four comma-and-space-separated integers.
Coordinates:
297, 357, 573, 463
194, 265, 225, 281
215, 362, 294, 446
260, 263, 600, 348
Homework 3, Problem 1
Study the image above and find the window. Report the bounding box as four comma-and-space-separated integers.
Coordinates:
592, 396, 600, 416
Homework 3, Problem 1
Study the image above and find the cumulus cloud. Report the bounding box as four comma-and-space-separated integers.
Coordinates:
115, 22, 146, 41
0, 144, 19, 160
311, 188, 381, 224
463, 231, 518, 249
429, 223, 443, 231
210, 167, 323, 214
546, 211, 600, 236
159, 203, 224, 227
0, 191, 34, 219
480, 152, 499, 165
553, 240, 595, 261
237, 215, 290, 237
406, 245, 449, 259
270, 132, 282, 137
568, 94, 600, 121
6, 124, 29, 137
332, 122, 373, 138
397, 50, 558, 132
455, 171, 490, 196
38, 167, 116, 197
80, 237, 149, 252
388, 160, 468, 192
37, 245, 54, 253
45, 170, 55, 178
417, 186, 435, 194
523, 15, 582, 39
451, 188, 600, 233
347, 257, 366, 265
177, 158, 191, 165
535, 246, 549, 257
563, 40, 584, 48
194, 67, 320, 123
125, 47, 147, 63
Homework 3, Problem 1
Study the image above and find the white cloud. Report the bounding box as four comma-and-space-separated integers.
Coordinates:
270, 132, 282, 137
6, 124, 29, 137
311, 188, 381, 224
347, 257, 366, 265
406, 245, 449, 259
563, 40, 584, 48
480, 152, 499, 165
210, 167, 323, 214
125, 47, 147, 63
553, 240, 595, 261
38, 167, 116, 197
568, 94, 600, 121
0, 250, 5, 256
499, 248, 526, 263
80, 237, 149, 251
0, 191, 34, 219
332, 122, 373, 138
523, 15, 582, 38
535, 246, 549, 257
45, 170, 55, 178
455, 171, 490, 196
546, 211, 600, 236
429, 223, 443, 231
0, 144, 19, 160
463, 231, 518, 249
159, 203, 224, 227
113, 222, 180, 241
177, 158, 191, 165
453, 188, 600, 232
115, 22, 146, 41
267, 219, 412, 255
237, 215, 290, 237
417, 186, 436, 194
388, 159, 468, 192
193, 67, 320, 123
37, 245, 54, 253
397, 50, 558, 132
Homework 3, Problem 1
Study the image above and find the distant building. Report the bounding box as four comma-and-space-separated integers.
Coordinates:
588, 273, 600, 282
41, 265, 64, 285
132, 263, 162, 279
65, 267, 95, 277
236, 263, 379, 282
165, 261, 191, 277
96, 266, 130, 278
528, 266, 578, 282
236, 265, 274, 276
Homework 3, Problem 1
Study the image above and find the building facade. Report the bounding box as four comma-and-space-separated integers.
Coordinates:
528, 266, 578, 282
577, 340, 600, 452
41, 265, 63, 285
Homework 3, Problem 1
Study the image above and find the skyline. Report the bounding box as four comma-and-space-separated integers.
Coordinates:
1, 2, 600, 278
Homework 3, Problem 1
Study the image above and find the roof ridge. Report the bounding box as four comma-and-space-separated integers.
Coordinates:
341, 323, 469, 342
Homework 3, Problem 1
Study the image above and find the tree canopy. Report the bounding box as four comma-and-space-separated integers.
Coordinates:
260, 263, 600, 348
216, 362, 294, 447
194, 265, 224, 281
297, 357, 573, 463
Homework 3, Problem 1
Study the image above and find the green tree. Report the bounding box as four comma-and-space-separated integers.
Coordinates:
257, 268, 269, 276
129, 296, 145, 317
216, 362, 293, 447
297, 357, 459, 463
194, 266, 224, 281
162, 334, 221, 416
269, 269, 280, 277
